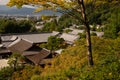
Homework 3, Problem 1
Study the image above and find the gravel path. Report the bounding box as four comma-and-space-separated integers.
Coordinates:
0, 59, 9, 69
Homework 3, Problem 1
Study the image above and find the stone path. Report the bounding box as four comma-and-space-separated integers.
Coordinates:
0, 59, 9, 69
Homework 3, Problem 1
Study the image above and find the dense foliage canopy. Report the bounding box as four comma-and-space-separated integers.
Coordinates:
0, 19, 36, 33
40, 36, 67, 51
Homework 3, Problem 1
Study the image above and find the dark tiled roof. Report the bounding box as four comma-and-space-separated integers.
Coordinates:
22, 51, 40, 56
7, 37, 50, 65
25, 49, 50, 64
0, 45, 11, 54
8, 38, 33, 53
22, 45, 42, 56
1, 33, 53, 65
0, 49, 11, 54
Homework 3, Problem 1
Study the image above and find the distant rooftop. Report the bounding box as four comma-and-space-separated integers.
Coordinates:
69, 29, 84, 35
60, 33, 79, 44
1, 32, 55, 47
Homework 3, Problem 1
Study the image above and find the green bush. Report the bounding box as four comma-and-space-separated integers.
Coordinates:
0, 67, 14, 80
31, 75, 41, 80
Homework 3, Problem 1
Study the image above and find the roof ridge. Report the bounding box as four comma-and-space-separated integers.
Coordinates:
1, 32, 52, 36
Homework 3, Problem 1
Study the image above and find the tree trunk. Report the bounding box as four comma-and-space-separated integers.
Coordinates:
85, 23, 94, 65
78, 0, 94, 66
0, 36, 2, 44
13, 59, 17, 71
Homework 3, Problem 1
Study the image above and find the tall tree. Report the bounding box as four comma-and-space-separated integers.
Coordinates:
7, 0, 94, 65
40, 36, 66, 56
78, 0, 93, 65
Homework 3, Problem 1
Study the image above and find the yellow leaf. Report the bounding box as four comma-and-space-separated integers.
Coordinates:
7, 2, 15, 7
39, 1, 47, 4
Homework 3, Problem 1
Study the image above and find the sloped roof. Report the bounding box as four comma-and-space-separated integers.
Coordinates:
22, 45, 43, 56
7, 38, 50, 65
1, 32, 55, 44
1, 35, 17, 42
55, 49, 63, 54
25, 49, 50, 64
52, 31, 60, 36
1, 36, 12, 42
69, 29, 84, 35
95, 32, 104, 37
17, 33, 52, 43
10, 36, 18, 41
22, 51, 40, 56
60, 33, 79, 43
8, 38, 33, 53
0, 49, 11, 54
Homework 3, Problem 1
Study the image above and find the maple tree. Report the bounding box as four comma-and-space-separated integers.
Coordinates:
7, 0, 95, 65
